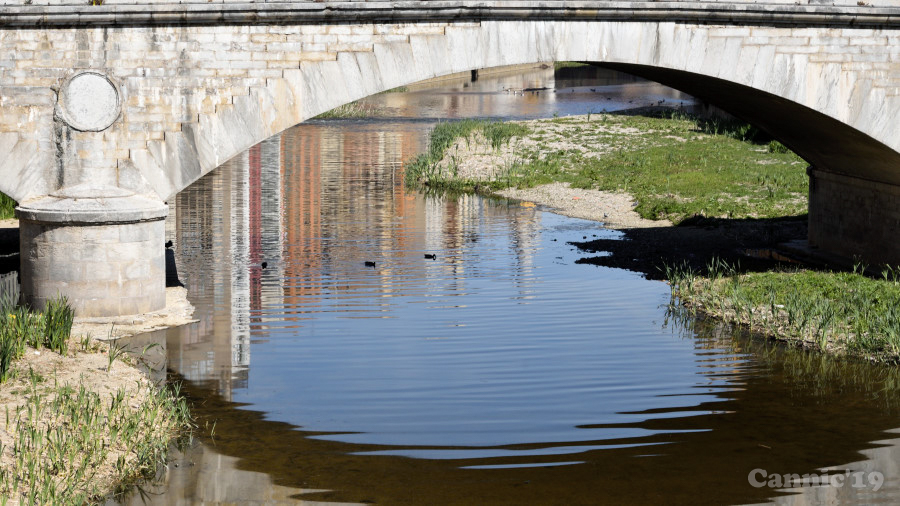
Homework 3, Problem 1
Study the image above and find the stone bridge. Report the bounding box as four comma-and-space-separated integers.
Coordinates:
3, 0, 900, 316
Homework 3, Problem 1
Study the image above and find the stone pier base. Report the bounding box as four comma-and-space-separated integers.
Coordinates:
16, 187, 168, 317
808, 168, 900, 267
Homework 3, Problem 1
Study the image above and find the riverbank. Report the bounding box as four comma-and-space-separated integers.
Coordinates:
316, 62, 553, 119
0, 296, 194, 503
665, 262, 900, 363
405, 111, 809, 275
0, 344, 190, 503
405, 110, 900, 362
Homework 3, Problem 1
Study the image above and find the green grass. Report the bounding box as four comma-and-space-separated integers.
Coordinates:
315, 86, 409, 119
0, 296, 193, 503
314, 101, 383, 119
665, 260, 900, 361
567, 138, 806, 223
556, 113, 806, 223
379, 85, 409, 94
0, 193, 15, 220
405, 111, 808, 224
404, 119, 530, 191
554, 61, 590, 70
0, 377, 191, 503
0, 297, 75, 381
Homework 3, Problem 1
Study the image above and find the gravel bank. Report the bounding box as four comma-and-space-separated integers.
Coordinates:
497, 182, 668, 229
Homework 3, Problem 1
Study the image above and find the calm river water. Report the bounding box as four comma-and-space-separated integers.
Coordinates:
118, 66, 900, 505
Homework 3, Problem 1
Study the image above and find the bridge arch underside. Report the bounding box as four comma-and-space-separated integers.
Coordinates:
596, 63, 900, 264
5, 16, 900, 315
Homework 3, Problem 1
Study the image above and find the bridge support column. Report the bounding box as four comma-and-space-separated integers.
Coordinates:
16, 186, 168, 317
808, 167, 900, 266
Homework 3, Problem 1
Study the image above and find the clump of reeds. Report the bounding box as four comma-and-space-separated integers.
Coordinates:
0, 295, 193, 503
314, 101, 383, 119
0, 377, 191, 503
404, 120, 530, 190
664, 259, 900, 361
0, 296, 76, 381
42, 296, 75, 355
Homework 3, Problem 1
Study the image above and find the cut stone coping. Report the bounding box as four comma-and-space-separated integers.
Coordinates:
16, 193, 167, 225
1, 2, 899, 28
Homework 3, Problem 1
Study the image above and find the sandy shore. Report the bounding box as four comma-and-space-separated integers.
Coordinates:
0, 346, 156, 497
498, 182, 668, 229
0, 222, 196, 501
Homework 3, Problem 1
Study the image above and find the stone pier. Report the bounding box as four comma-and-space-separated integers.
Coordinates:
808, 169, 900, 266
16, 187, 167, 317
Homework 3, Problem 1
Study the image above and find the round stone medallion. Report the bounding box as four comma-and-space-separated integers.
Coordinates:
59, 72, 121, 132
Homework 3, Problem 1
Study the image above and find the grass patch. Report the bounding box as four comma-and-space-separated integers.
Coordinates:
563, 113, 806, 223
665, 260, 900, 361
0, 376, 191, 503
554, 61, 590, 70
405, 110, 808, 224
0, 298, 193, 503
314, 101, 383, 119
0, 194, 15, 221
0, 297, 75, 381
315, 87, 408, 119
379, 85, 409, 94
405, 119, 530, 191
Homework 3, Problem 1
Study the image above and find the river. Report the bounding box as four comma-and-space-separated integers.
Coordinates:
117, 65, 900, 505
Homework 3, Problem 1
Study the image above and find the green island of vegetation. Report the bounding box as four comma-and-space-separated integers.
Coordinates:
313, 85, 410, 119
405, 112, 807, 223
404, 110, 900, 363
0, 298, 192, 504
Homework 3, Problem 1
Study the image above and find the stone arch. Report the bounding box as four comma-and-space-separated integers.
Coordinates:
130, 20, 899, 203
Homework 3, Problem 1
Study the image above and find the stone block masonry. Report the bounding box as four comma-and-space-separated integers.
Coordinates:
809, 169, 900, 266
17, 192, 167, 317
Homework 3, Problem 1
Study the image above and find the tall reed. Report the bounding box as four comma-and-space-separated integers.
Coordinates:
0, 296, 76, 381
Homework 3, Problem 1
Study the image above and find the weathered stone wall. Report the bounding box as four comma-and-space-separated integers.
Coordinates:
19, 214, 166, 316
809, 168, 900, 265
2, 11, 900, 205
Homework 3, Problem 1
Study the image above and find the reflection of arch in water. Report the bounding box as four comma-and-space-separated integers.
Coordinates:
150, 331, 900, 505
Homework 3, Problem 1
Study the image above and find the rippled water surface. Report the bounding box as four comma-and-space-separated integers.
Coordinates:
120, 66, 900, 505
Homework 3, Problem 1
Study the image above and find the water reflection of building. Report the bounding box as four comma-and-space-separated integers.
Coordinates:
166, 114, 544, 399
166, 137, 282, 400
279, 122, 324, 315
